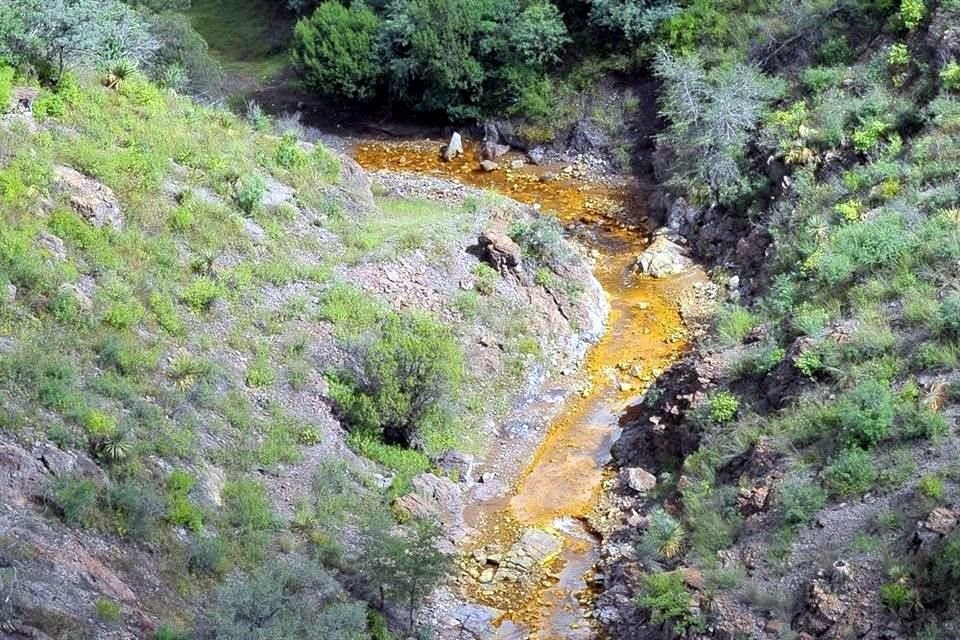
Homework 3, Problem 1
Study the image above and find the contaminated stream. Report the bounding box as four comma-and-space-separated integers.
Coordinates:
353, 140, 697, 639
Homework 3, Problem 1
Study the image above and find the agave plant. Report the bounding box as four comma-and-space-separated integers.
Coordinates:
640, 508, 686, 562
99, 431, 133, 462
103, 59, 138, 90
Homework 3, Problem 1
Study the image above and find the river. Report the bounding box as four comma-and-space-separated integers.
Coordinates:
353, 139, 698, 639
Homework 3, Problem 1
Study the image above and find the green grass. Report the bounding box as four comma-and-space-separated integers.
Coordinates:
187, 0, 294, 80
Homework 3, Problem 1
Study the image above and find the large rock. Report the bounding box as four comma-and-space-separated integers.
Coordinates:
567, 119, 609, 154
394, 473, 469, 548
636, 232, 693, 278
479, 160, 499, 172
478, 140, 510, 162
53, 165, 124, 230
495, 529, 562, 582
261, 175, 296, 209
443, 132, 464, 161
620, 467, 656, 494
477, 230, 522, 277
337, 154, 375, 209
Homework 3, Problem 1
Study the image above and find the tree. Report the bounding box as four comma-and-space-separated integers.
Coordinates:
199, 556, 368, 640
379, 0, 568, 118
291, 1, 382, 101
1, 0, 156, 82
329, 311, 464, 447
587, 0, 679, 43
359, 518, 451, 633
654, 49, 780, 205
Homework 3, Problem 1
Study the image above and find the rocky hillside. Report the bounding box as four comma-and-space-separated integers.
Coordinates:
595, 0, 960, 638
0, 72, 603, 639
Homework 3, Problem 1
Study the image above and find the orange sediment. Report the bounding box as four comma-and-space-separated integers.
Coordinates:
353, 139, 696, 638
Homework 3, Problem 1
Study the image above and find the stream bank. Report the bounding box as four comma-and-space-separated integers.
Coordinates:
352, 138, 713, 639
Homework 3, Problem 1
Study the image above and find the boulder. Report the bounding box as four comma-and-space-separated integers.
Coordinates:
478, 140, 510, 162
337, 154, 374, 208
479, 160, 499, 172
449, 604, 502, 640
621, 467, 656, 494
37, 231, 66, 261
495, 529, 562, 582
477, 230, 522, 277
395, 473, 468, 547
56, 283, 92, 312
443, 132, 464, 161
567, 119, 609, 154
261, 175, 296, 209
636, 233, 693, 278
527, 146, 549, 165
53, 165, 124, 230
736, 483, 770, 516
436, 451, 476, 484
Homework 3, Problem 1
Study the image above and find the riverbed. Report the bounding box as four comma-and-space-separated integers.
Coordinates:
353, 139, 700, 639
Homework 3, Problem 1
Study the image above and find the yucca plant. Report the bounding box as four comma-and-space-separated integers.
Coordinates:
170, 354, 212, 391
640, 508, 686, 563
98, 431, 133, 462
103, 59, 138, 90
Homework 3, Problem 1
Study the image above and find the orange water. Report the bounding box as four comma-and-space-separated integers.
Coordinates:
353, 139, 695, 638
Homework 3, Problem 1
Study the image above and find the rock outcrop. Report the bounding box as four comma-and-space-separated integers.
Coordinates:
52, 165, 124, 230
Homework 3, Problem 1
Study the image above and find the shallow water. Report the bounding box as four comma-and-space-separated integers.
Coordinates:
353, 139, 695, 638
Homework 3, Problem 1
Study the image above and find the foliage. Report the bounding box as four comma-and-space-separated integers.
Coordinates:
197, 556, 368, 640
291, 2, 382, 101
836, 379, 894, 448
823, 447, 878, 498
471, 262, 499, 295
358, 518, 451, 632
637, 570, 701, 631
48, 475, 99, 527
182, 277, 223, 311
329, 310, 463, 448
233, 174, 265, 214
780, 479, 826, 526
654, 49, 779, 205
918, 474, 945, 501
639, 507, 686, 562
95, 597, 122, 622
708, 391, 739, 423
898, 0, 924, 29
509, 215, 572, 270
587, 0, 678, 43
0, 65, 12, 113
943, 62, 960, 92
222, 478, 276, 531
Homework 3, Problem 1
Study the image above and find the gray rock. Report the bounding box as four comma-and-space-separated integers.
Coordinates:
621, 467, 656, 494
436, 451, 476, 484
478, 230, 522, 277
636, 233, 693, 278
57, 283, 92, 312
3, 283, 15, 304
37, 231, 66, 261
261, 175, 296, 209
479, 160, 499, 172
495, 529, 562, 582
567, 120, 609, 154
194, 464, 225, 508
527, 146, 549, 165
443, 132, 464, 161
53, 165, 124, 229
450, 604, 502, 640
241, 217, 266, 244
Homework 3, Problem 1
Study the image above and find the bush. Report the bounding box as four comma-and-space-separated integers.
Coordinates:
637, 571, 701, 631
182, 277, 223, 312
638, 508, 685, 561
188, 535, 228, 577
49, 475, 99, 527
0, 65, 12, 114
508, 215, 572, 270
329, 311, 464, 448
814, 213, 911, 285
471, 262, 499, 295
897, 403, 947, 440
943, 62, 960, 92
937, 293, 960, 339
104, 480, 164, 540
291, 2, 382, 102
222, 478, 275, 531
95, 597, 122, 623
708, 391, 739, 423
881, 580, 918, 612
823, 447, 878, 497
166, 470, 203, 532
898, 0, 925, 29
918, 474, 945, 500
836, 379, 895, 448
274, 132, 309, 170
780, 479, 827, 526
233, 175, 265, 215
715, 305, 757, 345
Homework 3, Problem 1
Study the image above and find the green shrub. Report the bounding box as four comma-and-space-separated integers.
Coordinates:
814, 213, 911, 285
103, 481, 163, 540
328, 311, 464, 448
149, 291, 185, 335
943, 61, 960, 92
471, 262, 499, 295
937, 293, 960, 338
836, 379, 895, 448
824, 447, 878, 497
780, 479, 827, 526
188, 535, 228, 576
245, 349, 275, 388
49, 475, 99, 527
274, 132, 309, 170
94, 597, 122, 623
291, 1, 382, 101
222, 478, 275, 531
637, 571, 701, 631
898, 0, 925, 29
32, 91, 67, 119
166, 469, 203, 532
888, 42, 911, 67
708, 391, 739, 423
233, 175, 265, 215
0, 66, 13, 114
509, 216, 572, 270
716, 305, 757, 345
181, 277, 223, 312
918, 474, 945, 500
880, 580, 918, 612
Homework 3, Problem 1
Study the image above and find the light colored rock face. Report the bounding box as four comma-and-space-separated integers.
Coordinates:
479, 160, 499, 172
477, 230, 522, 278
494, 529, 562, 582
621, 467, 656, 494
636, 233, 693, 278
394, 473, 469, 550
443, 132, 464, 161
261, 175, 296, 209
53, 165, 124, 230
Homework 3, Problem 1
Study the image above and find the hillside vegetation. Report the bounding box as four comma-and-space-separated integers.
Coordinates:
595, 0, 960, 638
0, 44, 600, 638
